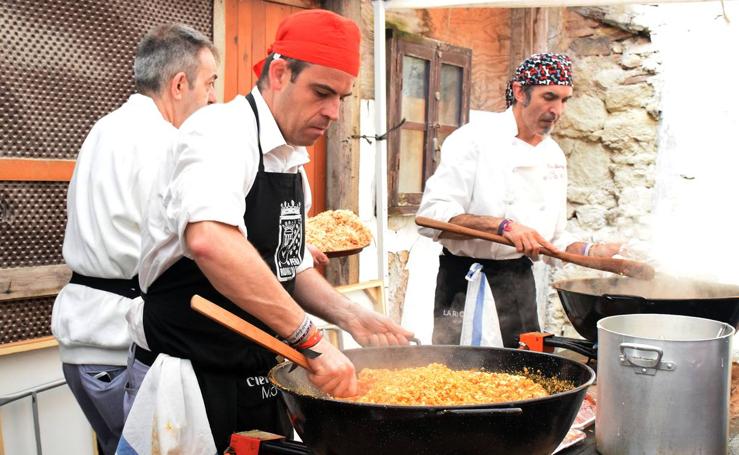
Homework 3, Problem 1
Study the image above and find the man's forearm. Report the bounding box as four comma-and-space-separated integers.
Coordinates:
292, 268, 353, 326
185, 221, 304, 337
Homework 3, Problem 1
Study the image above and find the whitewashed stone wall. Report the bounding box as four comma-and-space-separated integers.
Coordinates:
545, 8, 661, 336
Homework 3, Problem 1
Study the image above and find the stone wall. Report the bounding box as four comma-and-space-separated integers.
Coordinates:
546, 7, 660, 335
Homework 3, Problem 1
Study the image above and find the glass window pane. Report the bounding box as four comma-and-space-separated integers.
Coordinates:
440, 64, 463, 126
398, 129, 425, 193
401, 56, 429, 123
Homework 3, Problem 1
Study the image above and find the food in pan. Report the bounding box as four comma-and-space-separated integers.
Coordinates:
346, 363, 549, 406
306, 210, 372, 252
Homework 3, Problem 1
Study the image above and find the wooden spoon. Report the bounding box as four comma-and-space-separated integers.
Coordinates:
191, 295, 310, 370
415, 216, 655, 280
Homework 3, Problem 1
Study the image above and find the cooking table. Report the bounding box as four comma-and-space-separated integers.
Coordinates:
559, 423, 739, 455
555, 349, 739, 455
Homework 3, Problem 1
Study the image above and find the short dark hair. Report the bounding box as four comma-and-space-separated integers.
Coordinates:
134, 23, 218, 96
511, 84, 535, 107
256, 53, 310, 90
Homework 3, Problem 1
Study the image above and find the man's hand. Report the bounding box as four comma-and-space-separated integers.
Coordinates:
306, 243, 329, 266
305, 337, 357, 397
340, 305, 414, 347
589, 242, 621, 258
503, 222, 559, 261
292, 269, 415, 347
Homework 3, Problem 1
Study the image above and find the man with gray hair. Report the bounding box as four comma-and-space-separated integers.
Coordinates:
51, 23, 217, 455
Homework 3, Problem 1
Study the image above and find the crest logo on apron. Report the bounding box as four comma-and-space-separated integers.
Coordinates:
275, 200, 303, 282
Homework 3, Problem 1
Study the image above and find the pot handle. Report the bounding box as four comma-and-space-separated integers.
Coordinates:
437, 407, 523, 416
619, 343, 676, 374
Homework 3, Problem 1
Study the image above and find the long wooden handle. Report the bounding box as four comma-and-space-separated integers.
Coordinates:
415, 216, 654, 280
191, 295, 311, 370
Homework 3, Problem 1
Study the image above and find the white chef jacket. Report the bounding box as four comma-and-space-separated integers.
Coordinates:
417, 108, 575, 260
52, 94, 176, 365
139, 87, 314, 292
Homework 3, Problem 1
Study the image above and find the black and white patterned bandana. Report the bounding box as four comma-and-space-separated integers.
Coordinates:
505, 53, 573, 108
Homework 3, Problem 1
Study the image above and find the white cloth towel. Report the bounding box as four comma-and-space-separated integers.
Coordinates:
116, 354, 215, 455
460, 263, 504, 347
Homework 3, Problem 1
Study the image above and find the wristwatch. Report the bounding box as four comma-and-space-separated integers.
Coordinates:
497, 218, 514, 235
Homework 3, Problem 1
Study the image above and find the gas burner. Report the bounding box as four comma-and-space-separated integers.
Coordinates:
518, 331, 597, 363
227, 431, 311, 455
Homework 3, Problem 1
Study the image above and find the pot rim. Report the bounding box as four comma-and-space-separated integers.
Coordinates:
552, 277, 739, 301
268, 347, 595, 410
597, 313, 736, 341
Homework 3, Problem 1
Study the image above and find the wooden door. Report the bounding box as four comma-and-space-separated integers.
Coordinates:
223, 0, 325, 217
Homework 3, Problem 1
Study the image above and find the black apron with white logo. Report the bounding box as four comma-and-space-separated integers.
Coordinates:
141, 93, 302, 452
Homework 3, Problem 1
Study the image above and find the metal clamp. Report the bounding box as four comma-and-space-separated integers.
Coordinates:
619, 343, 676, 375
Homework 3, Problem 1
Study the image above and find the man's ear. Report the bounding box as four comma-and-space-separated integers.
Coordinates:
268, 58, 290, 91
170, 72, 188, 100
512, 82, 525, 104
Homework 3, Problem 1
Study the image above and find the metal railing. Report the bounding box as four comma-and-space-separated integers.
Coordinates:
0, 378, 67, 455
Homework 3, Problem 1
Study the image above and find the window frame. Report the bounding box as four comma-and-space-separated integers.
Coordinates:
386, 31, 472, 215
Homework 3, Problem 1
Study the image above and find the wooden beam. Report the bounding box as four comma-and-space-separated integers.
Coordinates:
213, 0, 228, 103
0, 413, 4, 455
532, 8, 549, 53
0, 264, 71, 302
510, 9, 526, 77
0, 158, 75, 182
322, 0, 361, 286
510, 8, 550, 72
92, 433, 100, 455
0, 336, 57, 357
221, 0, 239, 101
334, 279, 384, 294
335, 279, 386, 315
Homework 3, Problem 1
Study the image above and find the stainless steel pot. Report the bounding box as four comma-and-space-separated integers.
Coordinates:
596, 313, 734, 454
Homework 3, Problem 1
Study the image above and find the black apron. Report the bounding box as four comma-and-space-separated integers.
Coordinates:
432, 249, 539, 348
141, 93, 302, 452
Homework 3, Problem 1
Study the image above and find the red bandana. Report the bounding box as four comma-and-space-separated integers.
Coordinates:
252, 9, 361, 78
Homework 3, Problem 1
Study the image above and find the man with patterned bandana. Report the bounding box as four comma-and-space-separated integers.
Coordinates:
418, 53, 619, 349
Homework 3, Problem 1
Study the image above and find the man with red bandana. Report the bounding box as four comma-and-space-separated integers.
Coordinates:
136, 9, 413, 451
418, 53, 618, 348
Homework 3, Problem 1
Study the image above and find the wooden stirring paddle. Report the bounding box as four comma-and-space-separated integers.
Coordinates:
191, 295, 311, 370
415, 216, 655, 280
